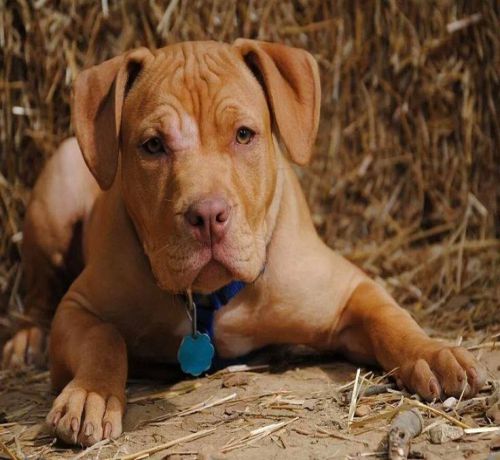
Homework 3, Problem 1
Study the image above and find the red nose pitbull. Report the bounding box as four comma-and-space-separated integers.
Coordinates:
2, 40, 486, 446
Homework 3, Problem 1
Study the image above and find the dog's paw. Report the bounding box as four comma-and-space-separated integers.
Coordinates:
397, 343, 487, 401
2, 326, 46, 369
46, 380, 124, 446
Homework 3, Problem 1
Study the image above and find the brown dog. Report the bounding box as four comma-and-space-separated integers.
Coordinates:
2, 40, 486, 446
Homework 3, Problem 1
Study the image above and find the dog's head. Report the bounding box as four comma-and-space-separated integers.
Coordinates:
73, 40, 320, 293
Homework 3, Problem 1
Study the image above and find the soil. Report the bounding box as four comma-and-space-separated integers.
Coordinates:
1, 344, 499, 460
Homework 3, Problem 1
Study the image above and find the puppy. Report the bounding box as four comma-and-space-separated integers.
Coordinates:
2, 40, 486, 446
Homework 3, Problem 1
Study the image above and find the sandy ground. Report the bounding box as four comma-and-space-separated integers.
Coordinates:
1, 343, 499, 460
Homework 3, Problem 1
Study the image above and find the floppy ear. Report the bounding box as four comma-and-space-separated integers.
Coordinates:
234, 39, 321, 165
72, 48, 153, 190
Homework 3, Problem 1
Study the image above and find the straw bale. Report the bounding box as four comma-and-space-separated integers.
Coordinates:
0, 1, 498, 340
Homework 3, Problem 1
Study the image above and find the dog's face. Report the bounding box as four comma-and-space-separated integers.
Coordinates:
120, 43, 276, 292
73, 40, 320, 293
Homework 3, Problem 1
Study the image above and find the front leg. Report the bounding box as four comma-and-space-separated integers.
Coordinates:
47, 295, 127, 446
334, 280, 487, 400
216, 243, 486, 401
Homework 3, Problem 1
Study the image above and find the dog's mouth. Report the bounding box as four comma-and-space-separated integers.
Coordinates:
191, 244, 250, 292
148, 245, 234, 292
149, 240, 264, 294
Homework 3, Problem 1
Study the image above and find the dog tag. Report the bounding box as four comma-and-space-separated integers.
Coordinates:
178, 289, 215, 376
177, 332, 215, 376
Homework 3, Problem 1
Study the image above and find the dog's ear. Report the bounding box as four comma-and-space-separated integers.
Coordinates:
72, 48, 153, 189
234, 39, 320, 165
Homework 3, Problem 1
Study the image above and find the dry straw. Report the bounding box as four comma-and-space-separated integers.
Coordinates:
0, 0, 498, 342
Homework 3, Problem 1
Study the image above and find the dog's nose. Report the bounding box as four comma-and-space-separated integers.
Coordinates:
184, 198, 231, 244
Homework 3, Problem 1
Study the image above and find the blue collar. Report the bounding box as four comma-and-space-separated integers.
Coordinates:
192, 280, 246, 342
177, 280, 246, 375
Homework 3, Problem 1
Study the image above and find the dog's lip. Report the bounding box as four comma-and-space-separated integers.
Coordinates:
198, 250, 233, 275
192, 259, 233, 291
162, 251, 234, 288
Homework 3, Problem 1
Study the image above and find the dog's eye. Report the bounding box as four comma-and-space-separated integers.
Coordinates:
142, 137, 165, 155
236, 127, 255, 145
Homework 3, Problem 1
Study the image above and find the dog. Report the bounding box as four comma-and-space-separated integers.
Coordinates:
2, 40, 486, 446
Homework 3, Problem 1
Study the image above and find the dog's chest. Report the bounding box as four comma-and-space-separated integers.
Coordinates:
113, 297, 190, 363
122, 289, 259, 364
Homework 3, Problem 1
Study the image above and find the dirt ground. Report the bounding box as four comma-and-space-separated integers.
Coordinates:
1, 334, 499, 460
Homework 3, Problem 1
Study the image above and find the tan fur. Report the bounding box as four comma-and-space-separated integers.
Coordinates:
2, 40, 486, 446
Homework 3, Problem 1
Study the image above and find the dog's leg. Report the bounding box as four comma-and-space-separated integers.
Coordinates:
3, 182, 71, 369
46, 300, 127, 446
3, 207, 71, 369
334, 279, 487, 400
216, 245, 486, 400
3, 138, 98, 369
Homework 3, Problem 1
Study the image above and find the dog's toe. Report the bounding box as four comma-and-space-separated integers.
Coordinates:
49, 386, 87, 444
1, 339, 14, 369
78, 392, 105, 445
25, 326, 46, 367
446, 346, 487, 395
3, 329, 28, 369
401, 358, 441, 401
102, 395, 123, 440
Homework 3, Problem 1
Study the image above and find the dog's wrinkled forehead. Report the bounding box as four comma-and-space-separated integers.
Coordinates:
151, 42, 259, 95
123, 42, 269, 146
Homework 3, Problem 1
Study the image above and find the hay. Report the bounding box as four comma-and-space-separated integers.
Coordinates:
0, 0, 499, 341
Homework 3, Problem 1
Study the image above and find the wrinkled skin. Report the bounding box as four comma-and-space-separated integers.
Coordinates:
119, 46, 276, 293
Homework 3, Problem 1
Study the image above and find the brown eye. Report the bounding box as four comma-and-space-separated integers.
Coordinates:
142, 137, 165, 155
236, 127, 255, 145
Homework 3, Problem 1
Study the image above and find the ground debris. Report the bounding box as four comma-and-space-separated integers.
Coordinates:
388, 409, 423, 460
221, 373, 252, 388
355, 405, 370, 417
442, 397, 458, 411
197, 446, 227, 459
491, 434, 500, 451
429, 424, 464, 444
486, 381, 500, 423
1, 352, 500, 459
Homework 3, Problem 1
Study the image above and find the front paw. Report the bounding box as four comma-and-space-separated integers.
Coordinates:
46, 380, 124, 446
398, 343, 487, 401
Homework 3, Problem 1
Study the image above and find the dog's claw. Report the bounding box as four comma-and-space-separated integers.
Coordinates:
49, 410, 61, 427
84, 422, 94, 437
429, 377, 441, 398
71, 417, 79, 433
103, 422, 112, 439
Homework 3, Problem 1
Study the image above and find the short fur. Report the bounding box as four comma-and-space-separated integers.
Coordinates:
2, 41, 486, 446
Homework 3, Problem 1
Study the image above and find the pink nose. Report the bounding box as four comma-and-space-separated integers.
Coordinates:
184, 198, 231, 244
